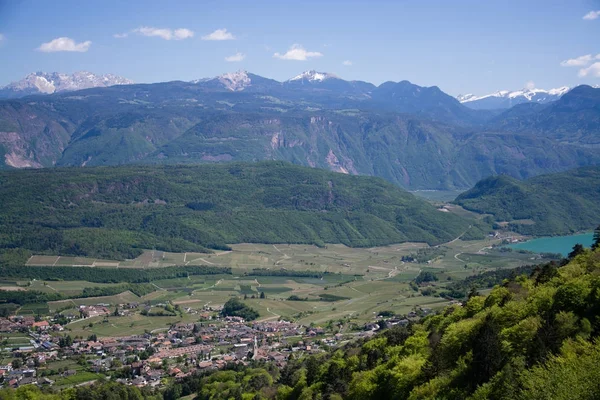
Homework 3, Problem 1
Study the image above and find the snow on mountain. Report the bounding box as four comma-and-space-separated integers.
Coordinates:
215, 70, 252, 91
0, 71, 133, 97
456, 86, 571, 110
191, 70, 254, 91
288, 70, 338, 82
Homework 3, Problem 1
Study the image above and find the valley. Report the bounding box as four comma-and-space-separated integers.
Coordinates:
2, 1, 600, 398
7, 234, 544, 336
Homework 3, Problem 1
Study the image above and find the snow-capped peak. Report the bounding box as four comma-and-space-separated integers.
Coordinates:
456, 86, 572, 110
456, 93, 477, 102
216, 70, 252, 91
288, 70, 337, 82
548, 86, 570, 96
1, 71, 133, 96
191, 70, 252, 91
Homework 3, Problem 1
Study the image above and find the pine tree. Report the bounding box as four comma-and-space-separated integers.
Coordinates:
592, 225, 600, 251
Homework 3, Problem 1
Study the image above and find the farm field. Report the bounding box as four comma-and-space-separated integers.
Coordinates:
65, 312, 199, 338
10, 236, 544, 334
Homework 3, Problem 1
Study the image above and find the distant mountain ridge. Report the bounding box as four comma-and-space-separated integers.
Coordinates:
0, 70, 599, 189
457, 86, 571, 110
0, 71, 133, 98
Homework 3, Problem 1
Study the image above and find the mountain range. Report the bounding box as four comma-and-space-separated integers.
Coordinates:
457, 86, 571, 110
0, 69, 599, 189
0, 71, 133, 98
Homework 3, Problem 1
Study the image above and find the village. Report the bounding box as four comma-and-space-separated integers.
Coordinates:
0, 301, 410, 390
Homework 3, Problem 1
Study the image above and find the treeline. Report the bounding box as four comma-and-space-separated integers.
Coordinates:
0, 265, 230, 283
80, 283, 156, 298
0, 290, 63, 305
0, 283, 158, 306
249, 269, 333, 278
161, 245, 600, 399
0, 381, 159, 399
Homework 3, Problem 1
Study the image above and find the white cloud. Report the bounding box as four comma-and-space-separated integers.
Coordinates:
578, 62, 600, 77
133, 26, 194, 40
113, 33, 128, 39
525, 81, 535, 90
202, 29, 235, 41
560, 54, 596, 67
37, 37, 91, 53
583, 10, 600, 20
173, 29, 194, 40
561, 54, 600, 76
273, 44, 323, 61
342, 60, 352, 66
225, 52, 245, 62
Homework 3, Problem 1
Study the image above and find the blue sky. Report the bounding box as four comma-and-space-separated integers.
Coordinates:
0, 0, 599, 95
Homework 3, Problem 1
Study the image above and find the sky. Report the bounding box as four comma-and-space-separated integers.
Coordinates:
0, 0, 599, 96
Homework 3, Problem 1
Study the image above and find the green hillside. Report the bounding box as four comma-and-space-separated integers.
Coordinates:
0, 162, 482, 260
454, 166, 600, 235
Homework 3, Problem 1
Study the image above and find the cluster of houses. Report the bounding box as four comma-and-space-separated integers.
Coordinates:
0, 313, 346, 389
0, 295, 432, 390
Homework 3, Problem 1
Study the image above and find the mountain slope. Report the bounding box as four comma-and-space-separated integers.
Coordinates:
454, 166, 600, 235
0, 71, 133, 98
0, 162, 482, 259
141, 112, 599, 189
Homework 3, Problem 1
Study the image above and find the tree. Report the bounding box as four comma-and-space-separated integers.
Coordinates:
568, 243, 585, 259
593, 225, 600, 251
221, 298, 259, 321
260, 291, 266, 299
11, 359, 22, 369
59, 335, 73, 348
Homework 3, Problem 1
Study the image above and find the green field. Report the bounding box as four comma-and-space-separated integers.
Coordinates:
11, 236, 542, 335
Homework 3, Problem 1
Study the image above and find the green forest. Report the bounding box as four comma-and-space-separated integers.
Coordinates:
454, 166, 600, 235
0, 162, 483, 260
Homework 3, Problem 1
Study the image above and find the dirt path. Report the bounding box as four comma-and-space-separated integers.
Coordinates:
196, 279, 223, 291
186, 257, 216, 265
349, 285, 364, 294
256, 306, 280, 322
454, 253, 466, 263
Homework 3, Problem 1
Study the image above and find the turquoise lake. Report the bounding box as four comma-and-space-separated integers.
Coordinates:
507, 233, 594, 256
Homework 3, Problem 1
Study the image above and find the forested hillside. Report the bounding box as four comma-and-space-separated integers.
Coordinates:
0, 162, 482, 260
453, 166, 600, 235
